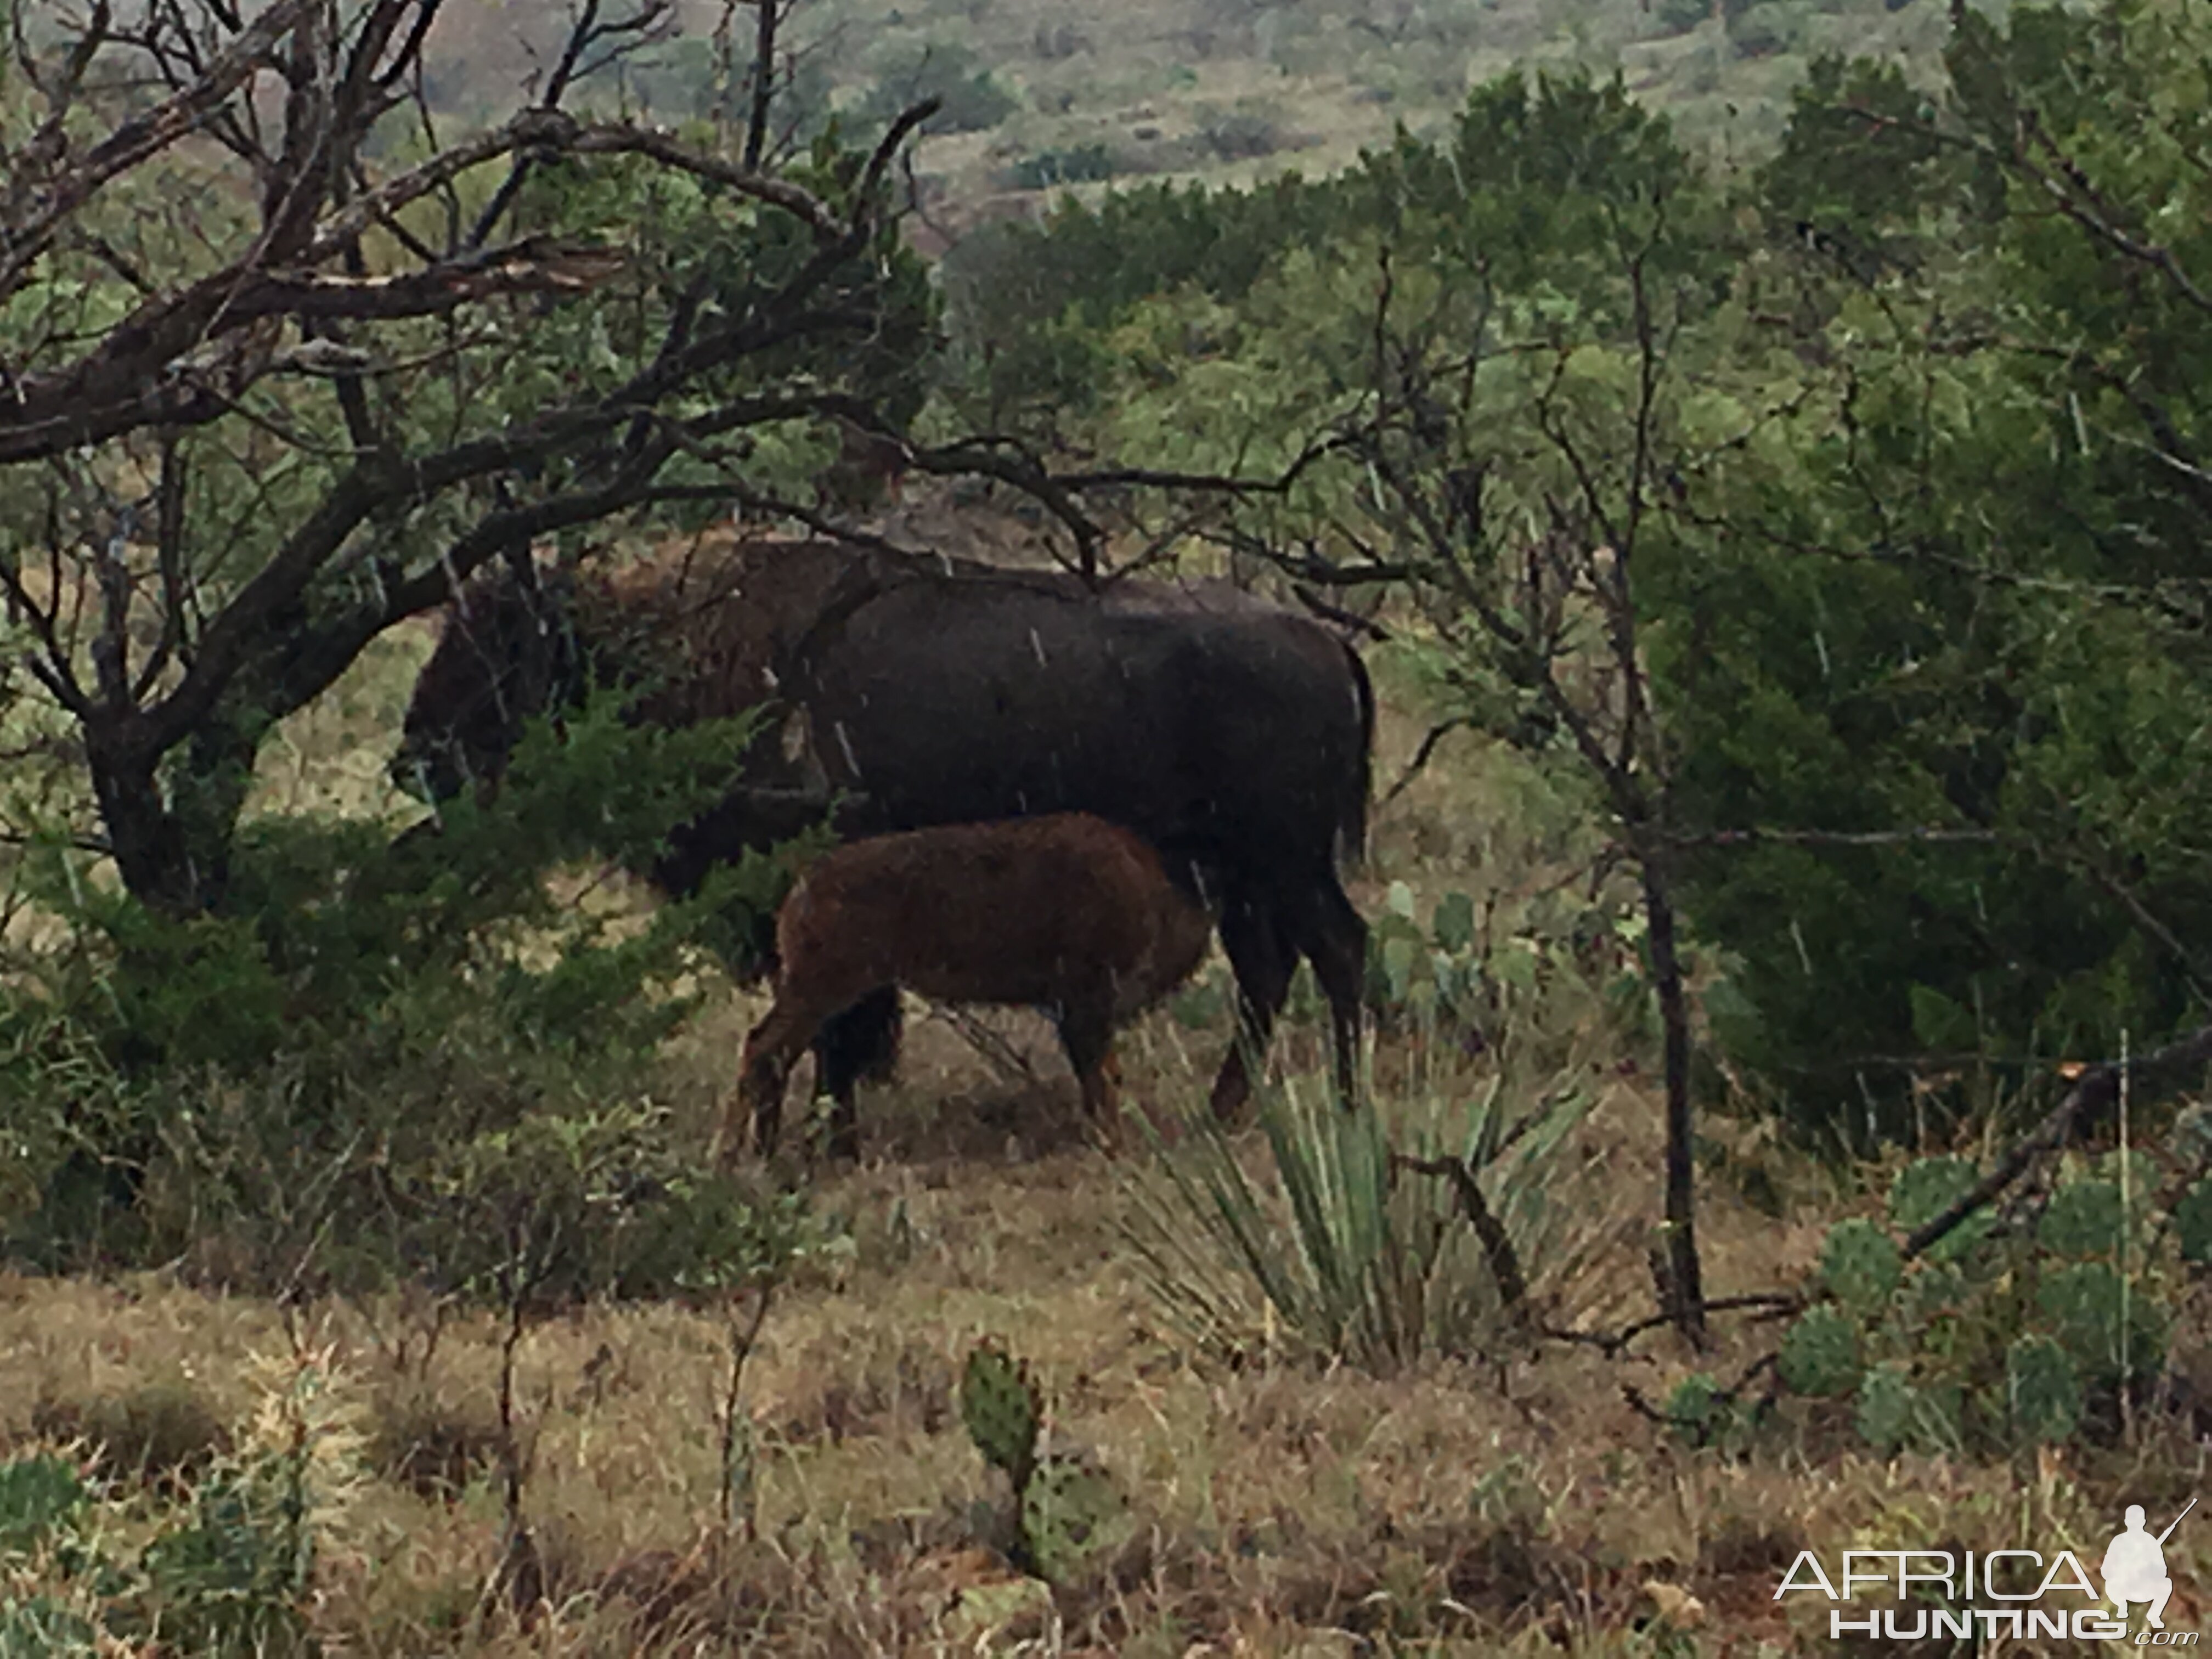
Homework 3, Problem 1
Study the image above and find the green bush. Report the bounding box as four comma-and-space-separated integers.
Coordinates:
1009, 145, 1117, 190
0, 686, 817, 1285
854, 43, 1019, 134
1729, 0, 1812, 56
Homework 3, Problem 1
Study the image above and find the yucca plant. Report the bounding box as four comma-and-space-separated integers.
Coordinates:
1121, 1038, 1629, 1373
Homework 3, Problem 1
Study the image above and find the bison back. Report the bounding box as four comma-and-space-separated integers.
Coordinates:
790, 579, 1365, 882
777, 816, 1176, 1011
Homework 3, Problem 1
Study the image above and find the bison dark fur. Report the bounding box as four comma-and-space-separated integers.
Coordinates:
392, 534, 1372, 1123
730, 814, 1213, 1160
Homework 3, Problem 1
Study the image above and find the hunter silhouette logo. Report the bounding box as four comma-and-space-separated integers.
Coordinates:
1777, 1497, 2202, 1644
2107, 1500, 2194, 1632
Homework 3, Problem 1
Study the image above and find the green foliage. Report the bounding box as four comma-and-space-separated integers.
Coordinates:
0, 688, 810, 1285
1742, 1155, 2185, 1458
1008, 144, 1116, 190
0, 1455, 86, 1554
1660, 0, 2212, 1140
1666, 1373, 1723, 1446
0, 1352, 356, 1656
2038, 1178, 2125, 1260
854, 42, 1019, 133
1853, 1361, 1918, 1454
1663, 1371, 1763, 1451
136, 1466, 315, 1656
1887, 1155, 1988, 1262
2173, 1178, 2212, 1265
2005, 1334, 2082, 1444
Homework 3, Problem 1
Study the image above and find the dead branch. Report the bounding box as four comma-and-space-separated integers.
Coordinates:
1395, 1152, 1530, 1314
1901, 1017, 2212, 1261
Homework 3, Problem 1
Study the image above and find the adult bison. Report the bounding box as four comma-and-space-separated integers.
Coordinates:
390, 534, 1372, 1135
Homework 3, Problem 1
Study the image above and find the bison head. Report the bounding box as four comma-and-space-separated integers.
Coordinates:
391, 561, 581, 803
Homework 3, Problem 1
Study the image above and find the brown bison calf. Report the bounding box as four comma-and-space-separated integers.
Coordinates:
724, 814, 1214, 1161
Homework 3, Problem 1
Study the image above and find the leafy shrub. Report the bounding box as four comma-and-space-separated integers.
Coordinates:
1197, 108, 1284, 161
1359, 872, 1654, 1070
1009, 145, 1117, 190
0, 687, 816, 1284
1729, 0, 1812, 57
1654, 0, 1722, 33
854, 43, 1019, 134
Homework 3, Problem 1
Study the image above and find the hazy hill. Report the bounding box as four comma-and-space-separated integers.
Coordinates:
421, 0, 1961, 245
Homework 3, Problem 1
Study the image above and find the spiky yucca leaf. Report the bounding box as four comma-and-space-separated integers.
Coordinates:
1121, 1045, 1618, 1373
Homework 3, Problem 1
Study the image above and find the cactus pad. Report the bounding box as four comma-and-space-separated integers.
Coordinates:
1898, 1260, 1969, 1324
1854, 1363, 1920, 1455
2174, 1180, 2212, 1265
1887, 1156, 1990, 1262
1820, 1218, 1902, 1313
2038, 1261, 2165, 1384
2038, 1178, 2125, 1260
1666, 1374, 1721, 1447
1019, 1454, 1133, 1584
961, 1342, 1041, 1493
0, 1453, 88, 1554
1778, 1305, 1861, 1399
2006, 1334, 2082, 1444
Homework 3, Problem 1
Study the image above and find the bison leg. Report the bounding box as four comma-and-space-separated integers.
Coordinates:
1054, 996, 1122, 1152
811, 987, 899, 1163
1209, 893, 1295, 1124
1291, 874, 1369, 1110
734, 1000, 819, 1161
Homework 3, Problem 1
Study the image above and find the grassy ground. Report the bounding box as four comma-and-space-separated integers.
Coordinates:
7, 523, 2210, 1653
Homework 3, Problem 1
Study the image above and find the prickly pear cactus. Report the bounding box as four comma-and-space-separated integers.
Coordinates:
2006, 1334, 2082, 1444
0, 1453, 87, 1554
961, 1342, 1041, 1494
1666, 1374, 1721, 1448
2038, 1261, 2165, 1384
2174, 1180, 2212, 1265
1020, 1455, 1134, 1585
1898, 1260, 1968, 1324
1778, 1305, 1861, 1399
1854, 1363, 1920, 1455
2038, 1178, 2125, 1260
1820, 1219, 1902, 1314
1887, 1155, 1990, 1263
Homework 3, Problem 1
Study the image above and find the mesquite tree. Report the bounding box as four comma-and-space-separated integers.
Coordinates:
0, 0, 936, 917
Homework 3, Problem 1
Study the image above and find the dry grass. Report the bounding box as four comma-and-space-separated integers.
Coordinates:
7, 1075, 2205, 1653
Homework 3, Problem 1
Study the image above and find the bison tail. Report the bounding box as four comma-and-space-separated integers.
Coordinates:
1339, 641, 1376, 871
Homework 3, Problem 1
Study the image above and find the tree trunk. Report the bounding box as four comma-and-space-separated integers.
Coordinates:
1640, 854, 1708, 1346
85, 709, 264, 919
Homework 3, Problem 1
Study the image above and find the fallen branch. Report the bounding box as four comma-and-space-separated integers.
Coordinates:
1394, 1152, 1528, 1313
1384, 718, 1472, 805
1622, 1349, 1781, 1443
1902, 1016, 2212, 1261
1548, 1291, 1802, 1359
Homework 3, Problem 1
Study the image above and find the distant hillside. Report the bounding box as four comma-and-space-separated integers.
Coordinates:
423, 0, 1960, 250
